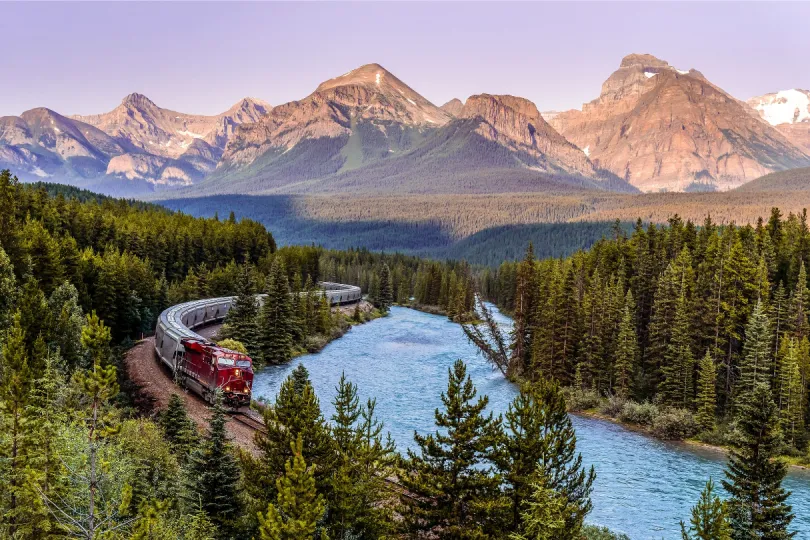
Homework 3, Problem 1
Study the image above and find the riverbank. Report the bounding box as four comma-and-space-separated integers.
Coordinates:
571, 405, 810, 473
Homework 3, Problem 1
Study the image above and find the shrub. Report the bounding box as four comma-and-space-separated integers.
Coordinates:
618, 401, 659, 426
651, 408, 699, 440
566, 388, 602, 412
599, 396, 627, 418
582, 525, 631, 540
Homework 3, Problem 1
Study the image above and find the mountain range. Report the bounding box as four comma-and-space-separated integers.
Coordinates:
2, 55, 809, 195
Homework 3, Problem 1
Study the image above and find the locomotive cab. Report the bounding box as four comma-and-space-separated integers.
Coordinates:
179, 338, 254, 407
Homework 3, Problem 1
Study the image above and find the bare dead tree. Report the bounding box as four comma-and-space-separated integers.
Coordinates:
461, 295, 516, 378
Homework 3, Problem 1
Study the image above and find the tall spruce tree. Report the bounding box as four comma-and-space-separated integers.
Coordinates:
222, 265, 259, 356
661, 290, 696, 408
695, 351, 718, 433
497, 380, 595, 538
258, 259, 294, 365
183, 395, 242, 535
680, 479, 731, 540
401, 359, 504, 538
378, 264, 393, 313
738, 300, 774, 401
245, 365, 335, 510
509, 470, 568, 540
613, 290, 638, 398
723, 383, 794, 539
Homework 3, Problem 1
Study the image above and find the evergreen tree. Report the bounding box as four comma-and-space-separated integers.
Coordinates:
695, 351, 718, 433
680, 479, 731, 540
222, 265, 259, 355
661, 290, 696, 408
738, 300, 774, 401
613, 290, 638, 398
378, 263, 393, 313
723, 383, 794, 539
788, 262, 810, 340
159, 394, 199, 460
401, 359, 504, 538
258, 436, 325, 540
497, 380, 595, 538
0, 246, 16, 333
245, 366, 335, 510
778, 340, 804, 448
509, 470, 567, 540
183, 395, 242, 535
258, 259, 294, 365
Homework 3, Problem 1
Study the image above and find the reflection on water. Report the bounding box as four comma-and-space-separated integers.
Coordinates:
253, 306, 810, 539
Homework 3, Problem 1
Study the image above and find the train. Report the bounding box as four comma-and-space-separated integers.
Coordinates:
154, 282, 362, 407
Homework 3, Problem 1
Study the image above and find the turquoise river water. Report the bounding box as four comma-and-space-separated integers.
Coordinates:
252, 306, 810, 539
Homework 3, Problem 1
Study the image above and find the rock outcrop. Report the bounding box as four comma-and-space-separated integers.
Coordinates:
440, 98, 464, 117
551, 54, 810, 191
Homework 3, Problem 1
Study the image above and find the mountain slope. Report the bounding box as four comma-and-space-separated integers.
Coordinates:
0, 108, 127, 182
550, 54, 810, 192
73, 94, 271, 185
747, 89, 810, 153
197, 67, 627, 196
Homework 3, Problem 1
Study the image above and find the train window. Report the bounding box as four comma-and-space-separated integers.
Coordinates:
218, 357, 235, 366
236, 359, 252, 368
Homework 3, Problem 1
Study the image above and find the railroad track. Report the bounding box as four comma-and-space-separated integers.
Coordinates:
228, 411, 268, 435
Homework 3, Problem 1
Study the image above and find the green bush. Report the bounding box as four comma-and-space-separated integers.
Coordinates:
582, 524, 631, 540
599, 396, 627, 418
618, 401, 659, 426
566, 388, 602, 412
651, 408, 699, 440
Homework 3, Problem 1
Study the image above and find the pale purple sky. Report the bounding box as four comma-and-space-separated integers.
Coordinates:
2, 2, 809, 118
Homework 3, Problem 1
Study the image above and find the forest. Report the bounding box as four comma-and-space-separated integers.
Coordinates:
0, 167, 799, 539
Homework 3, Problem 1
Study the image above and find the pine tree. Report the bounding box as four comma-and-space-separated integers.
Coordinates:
613, 290, 638, 398
723, 383, 794, 539
788, 262, 810, 340
245, 366, 335, 509
680, 479, 731, 540
328, 375, 396, 538
159, 394, 199, 460
183, 395, 242, 535
778, 341, 804, 448
258, 436, 325, 540
258, 259, 294, 365
401, 359, 504, 538
0, 246, 16, 333
509, 470, 568, 540
737, 300, 774, 401
0, 313, 34, 537
695, 351, 718, 433
661, 290, 696, 408
498, 380, 595, 538
222, 265, 259, 355
378, 263, 393, 313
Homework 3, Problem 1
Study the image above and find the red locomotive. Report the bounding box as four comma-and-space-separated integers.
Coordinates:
179, 338, 254, 407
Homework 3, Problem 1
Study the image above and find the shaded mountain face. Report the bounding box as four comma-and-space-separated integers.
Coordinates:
748, 90, 810, 153
550, 54, 810, 192
207, 65, 624, 196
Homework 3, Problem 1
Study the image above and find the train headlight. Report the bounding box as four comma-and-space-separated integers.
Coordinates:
225, 385, 231, 392
235, 369, 241, 377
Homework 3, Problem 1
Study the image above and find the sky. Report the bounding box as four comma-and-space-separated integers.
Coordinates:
2, 1, 809, 118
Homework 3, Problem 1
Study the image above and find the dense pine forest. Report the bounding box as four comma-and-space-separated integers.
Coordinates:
481, 211, 810, 456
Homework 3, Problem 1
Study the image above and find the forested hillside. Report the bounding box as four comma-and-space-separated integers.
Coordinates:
482, 210, 810, 453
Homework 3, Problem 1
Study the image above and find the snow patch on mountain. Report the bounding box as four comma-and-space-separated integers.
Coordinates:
751, 89, 810, 126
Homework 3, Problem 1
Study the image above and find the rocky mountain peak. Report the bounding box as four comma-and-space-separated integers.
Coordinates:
440, 98, 464, 117
619, 53, 671, 69
121, 92, 158, 110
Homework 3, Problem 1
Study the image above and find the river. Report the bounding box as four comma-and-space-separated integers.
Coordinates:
251, 305, 810, 539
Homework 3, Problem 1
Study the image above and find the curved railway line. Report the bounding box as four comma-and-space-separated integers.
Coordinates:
126, 282, 362, 453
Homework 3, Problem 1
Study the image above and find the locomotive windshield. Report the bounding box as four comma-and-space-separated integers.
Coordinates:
236, 359, 252, 368
217, 357, 236, 366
